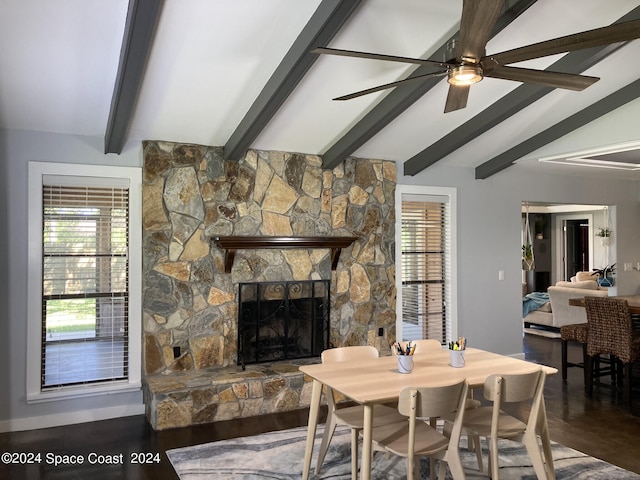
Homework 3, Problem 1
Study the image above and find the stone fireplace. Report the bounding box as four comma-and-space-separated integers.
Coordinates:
237, 279, 330, 367
141, 141, 397, 429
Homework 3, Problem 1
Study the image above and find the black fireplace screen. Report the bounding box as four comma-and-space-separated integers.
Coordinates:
237, 280, 330, 366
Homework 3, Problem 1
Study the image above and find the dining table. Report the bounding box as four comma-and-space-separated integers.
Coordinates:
568, 294, 640, 314
299, 347, 558, 480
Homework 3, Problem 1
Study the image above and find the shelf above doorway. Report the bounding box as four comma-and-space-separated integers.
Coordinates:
212, 236, 357, 273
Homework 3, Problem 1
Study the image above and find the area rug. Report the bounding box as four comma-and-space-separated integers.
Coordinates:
167, 424, 640, 479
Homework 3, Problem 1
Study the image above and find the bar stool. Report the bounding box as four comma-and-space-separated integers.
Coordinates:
585, 296, 640, 405
560, 321, 615, 386
560, 322, 588, 382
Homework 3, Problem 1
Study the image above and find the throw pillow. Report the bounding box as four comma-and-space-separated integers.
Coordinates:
575, 271, 598, 282
555, 280, 599, 290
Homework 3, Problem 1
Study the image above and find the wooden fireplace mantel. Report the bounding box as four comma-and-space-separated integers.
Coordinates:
212, 236, 357, 273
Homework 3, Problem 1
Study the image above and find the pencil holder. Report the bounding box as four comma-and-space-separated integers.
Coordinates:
398, 355, 414, 374
449, 350, 465, 368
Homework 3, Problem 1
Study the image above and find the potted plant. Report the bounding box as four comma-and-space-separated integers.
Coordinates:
591, 263, 616, 287
596, 227, 612, 245
522, 243, 534, 271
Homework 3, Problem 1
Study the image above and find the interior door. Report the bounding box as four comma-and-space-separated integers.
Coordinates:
563, 219, 589, 280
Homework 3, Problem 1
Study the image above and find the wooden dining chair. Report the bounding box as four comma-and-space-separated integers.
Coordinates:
401, 336, 480, 471
315, 345, 405, 478
399, 337, 476, 478
585, 296, 640, 405
458, 369, 552, 480
370, 380, 469, 480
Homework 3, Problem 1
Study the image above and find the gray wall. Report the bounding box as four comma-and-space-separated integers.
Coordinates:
0, 129, 142, 429
397, 161, 640, 357
2, 126, 640, 428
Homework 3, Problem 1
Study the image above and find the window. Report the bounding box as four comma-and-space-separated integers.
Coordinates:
395, 186, 457, 344
27, 162, 141, 402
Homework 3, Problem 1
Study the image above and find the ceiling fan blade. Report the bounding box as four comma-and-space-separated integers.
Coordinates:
484, 66, 599, 91
458, 0, 505, 61
311, 47, 448, 68
444, 85, 470, 113
488, 19, 640, 66
332, 71, 448, 101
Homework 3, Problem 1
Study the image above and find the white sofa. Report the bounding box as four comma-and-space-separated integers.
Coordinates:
523, 277, 608, 329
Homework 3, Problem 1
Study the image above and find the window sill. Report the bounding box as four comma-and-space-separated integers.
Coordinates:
27, 382, 141, 404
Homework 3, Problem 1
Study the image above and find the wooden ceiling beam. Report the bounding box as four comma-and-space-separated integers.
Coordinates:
104, 0, 163, 154
223, 0, 362, 162
320, 0, 539, 170
475, 78, 640, 179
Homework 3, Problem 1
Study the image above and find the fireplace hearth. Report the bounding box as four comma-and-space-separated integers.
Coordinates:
237, 280, 330, 367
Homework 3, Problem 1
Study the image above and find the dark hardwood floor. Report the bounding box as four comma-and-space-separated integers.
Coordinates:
2, 333, 640, 479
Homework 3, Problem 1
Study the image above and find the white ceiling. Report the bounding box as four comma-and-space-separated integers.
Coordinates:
1, 0, 640, 179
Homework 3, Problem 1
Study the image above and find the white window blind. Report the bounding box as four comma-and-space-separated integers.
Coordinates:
41, 184, 129, 389
401, 199, 448, 343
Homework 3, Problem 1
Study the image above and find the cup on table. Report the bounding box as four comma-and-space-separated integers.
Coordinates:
449, 350, 465, 368
398, 355, 414, 374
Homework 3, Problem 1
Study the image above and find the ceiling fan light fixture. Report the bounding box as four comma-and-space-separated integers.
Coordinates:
448, 64, 483, 86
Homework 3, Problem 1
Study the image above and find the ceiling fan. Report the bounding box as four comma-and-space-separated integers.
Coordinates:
312, 0, 640, 113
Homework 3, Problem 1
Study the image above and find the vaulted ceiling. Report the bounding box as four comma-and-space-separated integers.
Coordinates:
2, 0, 640, 179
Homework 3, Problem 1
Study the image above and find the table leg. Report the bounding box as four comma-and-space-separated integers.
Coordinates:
360, 403, 373, 480
302, 379, 323, 480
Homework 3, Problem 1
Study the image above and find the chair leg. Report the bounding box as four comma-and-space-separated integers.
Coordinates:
468, 434, 483, 472
624, 362, 633, 407
561, 339, 568, 381
405, 456, 415, 480
441, 448, 466, 480
582, 344, 588, 386
523, 430, 549, 480
315, 413, 338, 474
430, 454, 436, 480
617, 358, 625, 387
585, 355, 594, 396
488, 435, 499, 480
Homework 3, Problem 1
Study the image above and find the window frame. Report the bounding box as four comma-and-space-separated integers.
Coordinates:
395, 185, 458, 343
27, 162, 142, 403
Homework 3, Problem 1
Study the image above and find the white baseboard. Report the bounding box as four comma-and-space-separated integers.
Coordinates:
0, 403, 146, 433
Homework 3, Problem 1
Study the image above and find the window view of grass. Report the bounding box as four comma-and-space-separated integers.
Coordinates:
46, 299, 96, 334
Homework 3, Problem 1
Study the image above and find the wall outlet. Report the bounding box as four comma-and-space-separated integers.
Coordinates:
498, 270, 505, 281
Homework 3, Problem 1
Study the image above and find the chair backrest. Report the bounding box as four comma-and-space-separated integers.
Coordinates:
483, 369, 546, 436
398, 380, 467, 419
321, 345, 379, 364
398, 380, 469, 455
483, 369, 542, 403
321, 346, 379, 411
585, 296, 634, 362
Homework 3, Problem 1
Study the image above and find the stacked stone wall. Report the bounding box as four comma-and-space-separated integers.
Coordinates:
141, 141, 396, 428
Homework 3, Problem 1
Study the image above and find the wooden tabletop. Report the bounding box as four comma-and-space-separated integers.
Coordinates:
568, 295, 640, 314
299, 347, 557, 404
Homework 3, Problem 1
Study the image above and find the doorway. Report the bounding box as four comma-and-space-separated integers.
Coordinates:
563, 219, 590, 280
522, 203, 602, 289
